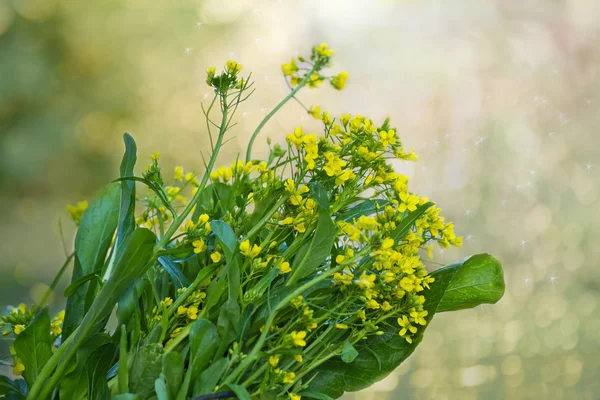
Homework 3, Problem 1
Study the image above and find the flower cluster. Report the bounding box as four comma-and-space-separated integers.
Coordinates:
0, 43, 486, 400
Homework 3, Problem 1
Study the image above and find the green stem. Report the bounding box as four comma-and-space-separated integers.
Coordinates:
154, 93, 229, 252
26, 329, 76, 399
220, 262, 345, 387
245, 67, 316, 163
39, 252, 75, 309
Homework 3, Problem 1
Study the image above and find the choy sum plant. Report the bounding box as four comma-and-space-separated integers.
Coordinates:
0, 43, 505, 400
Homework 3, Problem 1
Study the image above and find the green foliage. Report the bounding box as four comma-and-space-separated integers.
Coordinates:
306, 254, 505, 398
3, 45, 506, 400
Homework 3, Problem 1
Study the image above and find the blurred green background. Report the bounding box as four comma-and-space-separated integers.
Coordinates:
1, 0, 599, 398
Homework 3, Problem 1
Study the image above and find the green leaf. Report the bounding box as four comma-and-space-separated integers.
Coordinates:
210, 220, 238, 260
228, 384, 251, 400
192, 358, 229, 397
14, 309, 52, 387
162, 352, 183, 399
63, 228, 156, 390
307, 253, 505, 398
210, 220, 241, 302
288, 209, 336, 284
390, 202, 433, 242
154, 374, 169, 400
113, 394, 142, 400
340, 341, 358, 363
64, 272, 101, 297
216, 298, 241, 356
119, 325, 129, 394
63, 182, 120, 339
298, 392, 334, 400
0, 377, 26, 399
157, 256, 190, 289
189, 319, 219, 380
75, 182, 121, 275
436, 253, 505, 312
192, 183, 233, 221
130, 343, 164, 399
177, 319, 219, 400
310, 182, 329, 210
86, 343, 117, 400
338, 199, 389, 222
116, 133, 138, 250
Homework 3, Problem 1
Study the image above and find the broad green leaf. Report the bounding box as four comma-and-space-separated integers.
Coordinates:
192, 358, 228, 397
130, 343, 164, 399
157, 256, 190, 289
307, 253, 505, 398
177, 319, 219, 400
13, 309, 52, 387
216, 298, 241, 356
75, 182, 121, 275
162, 352, 183, 399
64, 272, 101, 297
154, 374, 169, 400
189, 319, 219, 379
436, 253, 505, 312
340, 341, 358, 363
64, 182, 120, 339
228, 384, 251, 400
390, 202, 433, 242
310, 182, 329, 210
210, 220, 238, 260
86, 343, 117, 400
338, 199, 389, 222
61, 228, 156, 395
288, 209, 336, 284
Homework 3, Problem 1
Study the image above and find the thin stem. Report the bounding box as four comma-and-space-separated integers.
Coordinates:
154, 92, 229, 253
245, 67, 317, 163
38, 252, 75, 309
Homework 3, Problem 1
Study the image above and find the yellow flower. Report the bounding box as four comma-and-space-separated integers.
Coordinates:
177, 306, 188, 316
399, 192, 419, 213
149, 151, 161, 161
398, 315, 418, 340
283, 371, 296, 384
410, 310, 428, 326
240, 240, 262, 258
278, 262, 292, 274
380, 237, 395, 249
381, 301, 393, 312
335, 323, 348, 330
308, 73, 323, 88
66, 201, 88, 224
289, 394, 301, 400
174, 166, 184, 181
226, 60, 243, 74
282, 58, 298, 76
269, 355, 280, 367
284, 179, 310, 206
13, 358, 24, 376
295, 355, 303, 363
210, 252, 222, 263
331, 71, 349, 90
160, 297, 173, 307
309, 106, 321, 119
193, 239, 207, 254
291, 331, 307, 347
314, 42, 334, 57
14, 324, 25, 335
354, 271, 376, 289
366, 299, 380, 309
379, 130, 397, 147
187, 305, 199, 320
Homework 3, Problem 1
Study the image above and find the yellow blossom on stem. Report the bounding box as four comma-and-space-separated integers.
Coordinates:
269, 355, 280, 367
210, 252, 222, 263
291, 331, 307, 347
193, 239, 207, 254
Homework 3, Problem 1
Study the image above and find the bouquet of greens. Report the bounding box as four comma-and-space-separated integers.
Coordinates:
0, 43, 504, 400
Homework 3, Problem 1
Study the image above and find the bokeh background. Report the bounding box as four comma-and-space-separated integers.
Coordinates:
1, 0, 599, 398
